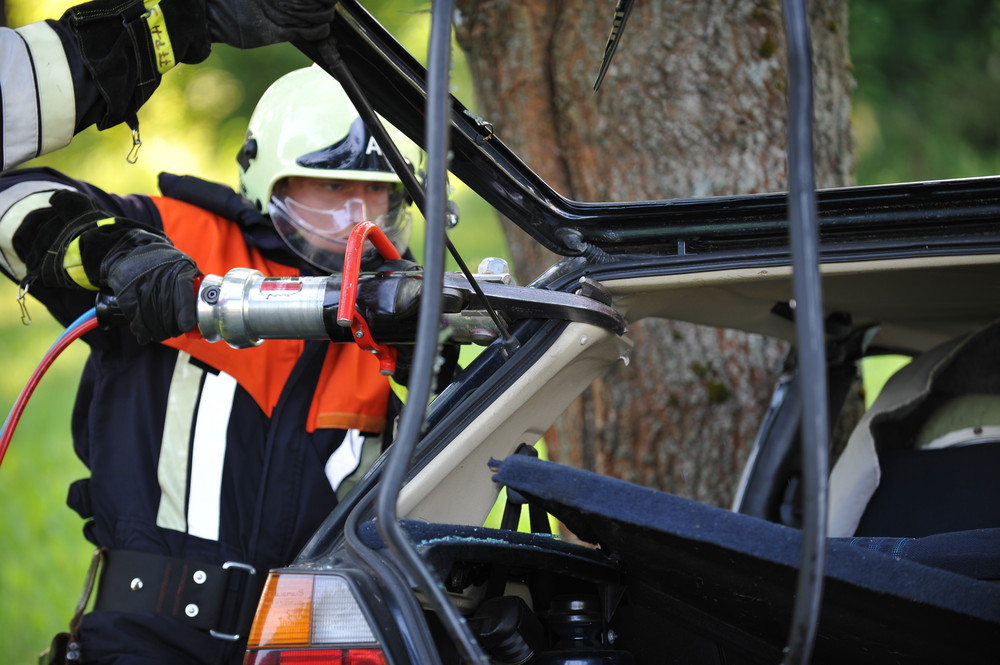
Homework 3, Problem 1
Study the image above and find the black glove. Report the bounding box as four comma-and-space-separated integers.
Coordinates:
63, 0, 335, 134
102, 237, 200, 344
355, 259, 423, 325
63, 0, 212, 131
206, 0, 337, 49
18, 190, 199, 344
350, 259, 460, 392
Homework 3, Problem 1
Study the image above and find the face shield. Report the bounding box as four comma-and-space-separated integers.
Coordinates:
269, 177, 412, 273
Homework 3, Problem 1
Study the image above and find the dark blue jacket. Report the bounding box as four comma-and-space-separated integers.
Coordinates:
0, 168, 392, 664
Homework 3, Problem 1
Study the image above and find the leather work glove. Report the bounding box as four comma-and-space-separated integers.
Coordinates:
354, 259, 424, 330
205, 0, 338, 49
62, 0, 336, 133
18, 190, 199, 344
357, 259, 461, 392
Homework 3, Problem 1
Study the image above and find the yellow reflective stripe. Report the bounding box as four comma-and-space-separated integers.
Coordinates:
144, 3, 176, 74
389, 377, 408, 403
64, 236, 97, 290
63, 218, 114, 290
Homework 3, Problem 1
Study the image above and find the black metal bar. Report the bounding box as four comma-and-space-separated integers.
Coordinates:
780, 0, 828, 662
373, 1, 490, 663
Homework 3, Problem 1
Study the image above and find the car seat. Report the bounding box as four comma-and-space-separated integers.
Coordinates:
829, 318, 1000, 538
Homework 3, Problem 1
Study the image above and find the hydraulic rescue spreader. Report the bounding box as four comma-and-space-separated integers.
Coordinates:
0, 223, 623, 468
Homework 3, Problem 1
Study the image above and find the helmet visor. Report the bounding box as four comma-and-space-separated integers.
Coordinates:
269, 182, 412, 273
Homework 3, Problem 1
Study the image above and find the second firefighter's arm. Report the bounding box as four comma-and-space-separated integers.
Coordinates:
0, 0, 337, 172
0, 170, 198, 343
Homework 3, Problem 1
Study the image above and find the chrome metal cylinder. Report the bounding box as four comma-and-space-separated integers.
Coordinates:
197, 268, 332, 348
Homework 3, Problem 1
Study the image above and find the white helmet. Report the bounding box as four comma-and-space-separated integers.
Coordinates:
238, 65, 418, 272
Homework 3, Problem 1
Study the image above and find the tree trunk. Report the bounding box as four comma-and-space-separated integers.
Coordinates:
454, 0, 853, 507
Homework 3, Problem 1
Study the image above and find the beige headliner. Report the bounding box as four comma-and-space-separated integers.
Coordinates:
604, 254, 1000, 353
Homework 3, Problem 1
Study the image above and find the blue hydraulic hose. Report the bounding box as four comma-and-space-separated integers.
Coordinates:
55, 308, 99, 346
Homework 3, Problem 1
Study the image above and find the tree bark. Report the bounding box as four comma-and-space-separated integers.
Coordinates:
455, 0, 854, 507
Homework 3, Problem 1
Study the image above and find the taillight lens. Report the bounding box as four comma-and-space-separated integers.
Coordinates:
245, 573, 386, 665
244, 648, 386, 664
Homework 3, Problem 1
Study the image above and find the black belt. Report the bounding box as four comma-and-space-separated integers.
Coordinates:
94, 549, 265, 642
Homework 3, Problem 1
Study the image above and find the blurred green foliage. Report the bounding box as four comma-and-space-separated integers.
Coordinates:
848, 0, 1000, 405
3, 1, 1000, 662
850, 0, 1000, 183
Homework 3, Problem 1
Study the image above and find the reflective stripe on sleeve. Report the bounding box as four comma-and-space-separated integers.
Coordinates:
0, 181, 74, 278
14, 22, 75, 161
0, 27, 41, 171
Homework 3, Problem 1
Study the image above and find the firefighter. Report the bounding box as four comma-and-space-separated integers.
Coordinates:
0, 0, 336, 171
0, 66, 416, 664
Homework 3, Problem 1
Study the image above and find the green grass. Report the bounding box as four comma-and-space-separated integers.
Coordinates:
0, 288, 94, 664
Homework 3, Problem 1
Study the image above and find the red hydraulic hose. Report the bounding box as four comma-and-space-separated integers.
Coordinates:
0, 316, 99, 468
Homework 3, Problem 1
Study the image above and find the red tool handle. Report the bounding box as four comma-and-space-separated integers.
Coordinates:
338, 221, 401, 327
338, 222, 403, 376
